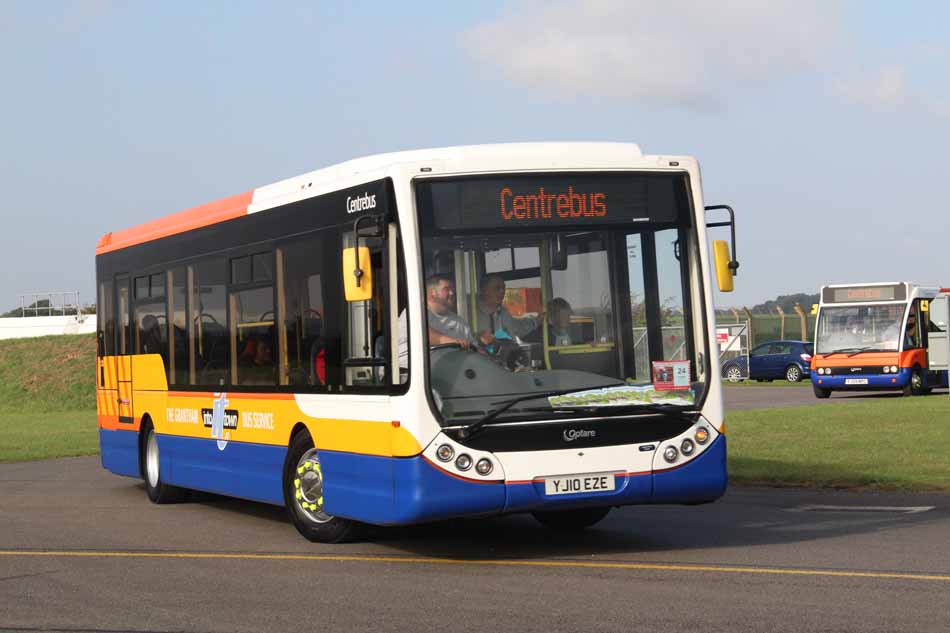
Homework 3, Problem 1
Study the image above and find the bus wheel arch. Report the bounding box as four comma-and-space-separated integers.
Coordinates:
282, 425, 356, 543
139, 416, 187, 504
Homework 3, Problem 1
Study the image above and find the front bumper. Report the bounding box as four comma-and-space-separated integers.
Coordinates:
812, 368, 910, 390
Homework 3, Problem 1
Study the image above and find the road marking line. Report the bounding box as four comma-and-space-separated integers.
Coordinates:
793, 505, 936, 514
1, 550, 948, 582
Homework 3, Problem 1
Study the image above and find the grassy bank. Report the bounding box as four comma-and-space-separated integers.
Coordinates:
728, 396, 950, 490
0, 334, 98, 462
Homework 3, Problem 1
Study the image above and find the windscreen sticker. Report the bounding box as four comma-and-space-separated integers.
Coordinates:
652, 360, 691, 391
549, 384, 694, 407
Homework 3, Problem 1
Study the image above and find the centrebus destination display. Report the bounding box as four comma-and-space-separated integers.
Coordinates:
421, 173, 686, 231
822, 283, 907, 304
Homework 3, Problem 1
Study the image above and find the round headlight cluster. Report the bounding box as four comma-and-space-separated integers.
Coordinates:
882, 365, 898, 373
455, 454, 473, 471
436, 444, 454, 462
817, 367, 827, 375
680, 438, 695, 456
475, 458, 493, 476
663, 446, 678, 463
695, 427, 710, 445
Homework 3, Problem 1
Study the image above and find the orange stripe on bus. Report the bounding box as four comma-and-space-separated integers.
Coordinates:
166, 391, 296, 401
96, 190, 254, 255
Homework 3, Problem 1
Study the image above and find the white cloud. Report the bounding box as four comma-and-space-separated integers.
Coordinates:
834, 64, 950, 118
462, 0, 843, 109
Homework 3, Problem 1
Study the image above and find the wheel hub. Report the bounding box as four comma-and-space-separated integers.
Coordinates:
294, 448, 331, 523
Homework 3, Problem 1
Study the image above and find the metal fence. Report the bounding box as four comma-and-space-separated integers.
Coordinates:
17, 291, 82, 318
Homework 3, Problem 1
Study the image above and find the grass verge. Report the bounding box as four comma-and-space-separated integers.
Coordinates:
0, 410, 99, 462
723, 379, 811, 387
728, 395, 950, 490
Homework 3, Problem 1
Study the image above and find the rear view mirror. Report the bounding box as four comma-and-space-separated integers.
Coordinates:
342, 247, 373, 301
713, 240, 734, 293
549, 234, 568, 271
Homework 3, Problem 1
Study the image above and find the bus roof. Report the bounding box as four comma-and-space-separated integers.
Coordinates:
95, 142, 700, 256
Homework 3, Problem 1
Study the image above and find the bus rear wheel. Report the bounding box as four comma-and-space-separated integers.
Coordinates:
813, 384, 831, 399
284, 431, 355, 543
532, 506, 611, 531
141, 422, 187, 504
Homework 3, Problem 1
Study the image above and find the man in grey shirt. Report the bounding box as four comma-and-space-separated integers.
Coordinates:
475, 274, 540, 341
426, 274, 483, 347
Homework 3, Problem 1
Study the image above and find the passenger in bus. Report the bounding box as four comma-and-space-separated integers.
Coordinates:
425, 274, 481, 348
475, 274, 540, 342
140, 314, 164, 356
547, 298, 574, 347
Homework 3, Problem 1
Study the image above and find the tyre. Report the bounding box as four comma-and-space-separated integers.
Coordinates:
903, 367, 924, 397
724, 365, 743, 383
532, 506, 611, 531
141, 422, 187, 503
284, 430, 355, 543
813, 384, 831, 399
785, 365, 802, 383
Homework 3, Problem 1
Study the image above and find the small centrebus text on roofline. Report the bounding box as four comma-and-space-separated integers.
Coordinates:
811, 282, 950, 398
95, 143, 739, 542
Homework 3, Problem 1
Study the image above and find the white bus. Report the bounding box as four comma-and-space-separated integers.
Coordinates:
95, 143, 738, 542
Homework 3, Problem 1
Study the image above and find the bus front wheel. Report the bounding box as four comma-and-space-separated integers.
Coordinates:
813, 384, 832, 399
903, 368, 925, 397
284, 431, 355, 543
532, 506, 611, 531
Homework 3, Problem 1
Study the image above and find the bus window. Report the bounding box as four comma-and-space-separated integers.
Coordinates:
281, 234, 331, 388
626, 234, 650, 380
229, 253, 276, 386
169, 266, 191, 385
655, 228, 688, 363
194, 258, 229, 387
98, 279, 115, 356
116, 276, 131, 356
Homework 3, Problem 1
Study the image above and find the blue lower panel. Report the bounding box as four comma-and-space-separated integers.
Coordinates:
652, 435, 728, 504
812, 368, 909, 390
161, 435, 286, 506
99, 428, 140, 478
318, 450, 507, 525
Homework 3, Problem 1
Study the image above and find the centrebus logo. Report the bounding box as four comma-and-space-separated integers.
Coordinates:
346, 193, 377, 214
563, 429, 596, 442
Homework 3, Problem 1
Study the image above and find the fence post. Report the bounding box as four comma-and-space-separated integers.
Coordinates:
730, 307, 740, 323
742, 307, 755, 347
793, 303, 808, 341
776, 305, 785, 339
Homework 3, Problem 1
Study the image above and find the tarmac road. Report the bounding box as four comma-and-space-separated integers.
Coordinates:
722, 384, 948, 410
2, 457, 949, 633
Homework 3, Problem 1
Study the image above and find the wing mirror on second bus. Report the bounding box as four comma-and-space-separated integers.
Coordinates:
705, 204, 739, 293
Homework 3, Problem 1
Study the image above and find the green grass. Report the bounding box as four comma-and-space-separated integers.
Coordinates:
728, 396, 950, 490
0, 410, 99, 462
723, 379, 811, 387
0, 334, 98, 461
0, 334, 96, 413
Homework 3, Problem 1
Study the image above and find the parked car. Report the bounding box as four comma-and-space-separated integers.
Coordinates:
721, 340, 814, 383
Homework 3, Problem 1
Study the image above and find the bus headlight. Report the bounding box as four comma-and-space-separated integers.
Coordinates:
891, 366, 898, 373
436, 444, 454, 462
695, 427, 710, 444
883, 366, 890, 373
475, 458, 493, 476
663, 446, 678, 463
455, 454, 473, 471
680, 438, 695, 456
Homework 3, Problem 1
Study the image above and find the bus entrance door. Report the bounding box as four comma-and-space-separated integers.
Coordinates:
927, 295, 949, 376
115, 275, 135, 425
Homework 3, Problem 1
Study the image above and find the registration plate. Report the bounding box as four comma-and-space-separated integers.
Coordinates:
845, 378, 869, 385
544, 473, 616, 496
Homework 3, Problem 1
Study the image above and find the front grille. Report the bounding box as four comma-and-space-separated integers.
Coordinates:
826, 366, 886, 375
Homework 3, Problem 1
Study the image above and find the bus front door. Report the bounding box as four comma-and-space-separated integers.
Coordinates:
927, 296, 949, 374
115, 275, 134, 425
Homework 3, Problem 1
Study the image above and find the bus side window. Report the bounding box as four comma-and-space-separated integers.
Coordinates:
193, 258, 229, 387
280, 232, 336, 389
98, 279, 115, 356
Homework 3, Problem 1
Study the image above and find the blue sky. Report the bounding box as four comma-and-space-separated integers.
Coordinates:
1, 1, 948, 310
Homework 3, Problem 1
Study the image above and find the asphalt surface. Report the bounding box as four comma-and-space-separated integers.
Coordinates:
722, 383, 949, 410
2, 457, 950, 633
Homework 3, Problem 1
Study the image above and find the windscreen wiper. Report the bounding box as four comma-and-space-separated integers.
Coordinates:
456, 385, 619, 440
544, 402, 699, 425
847, 346, 883, 357
824, 348, 860, 357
